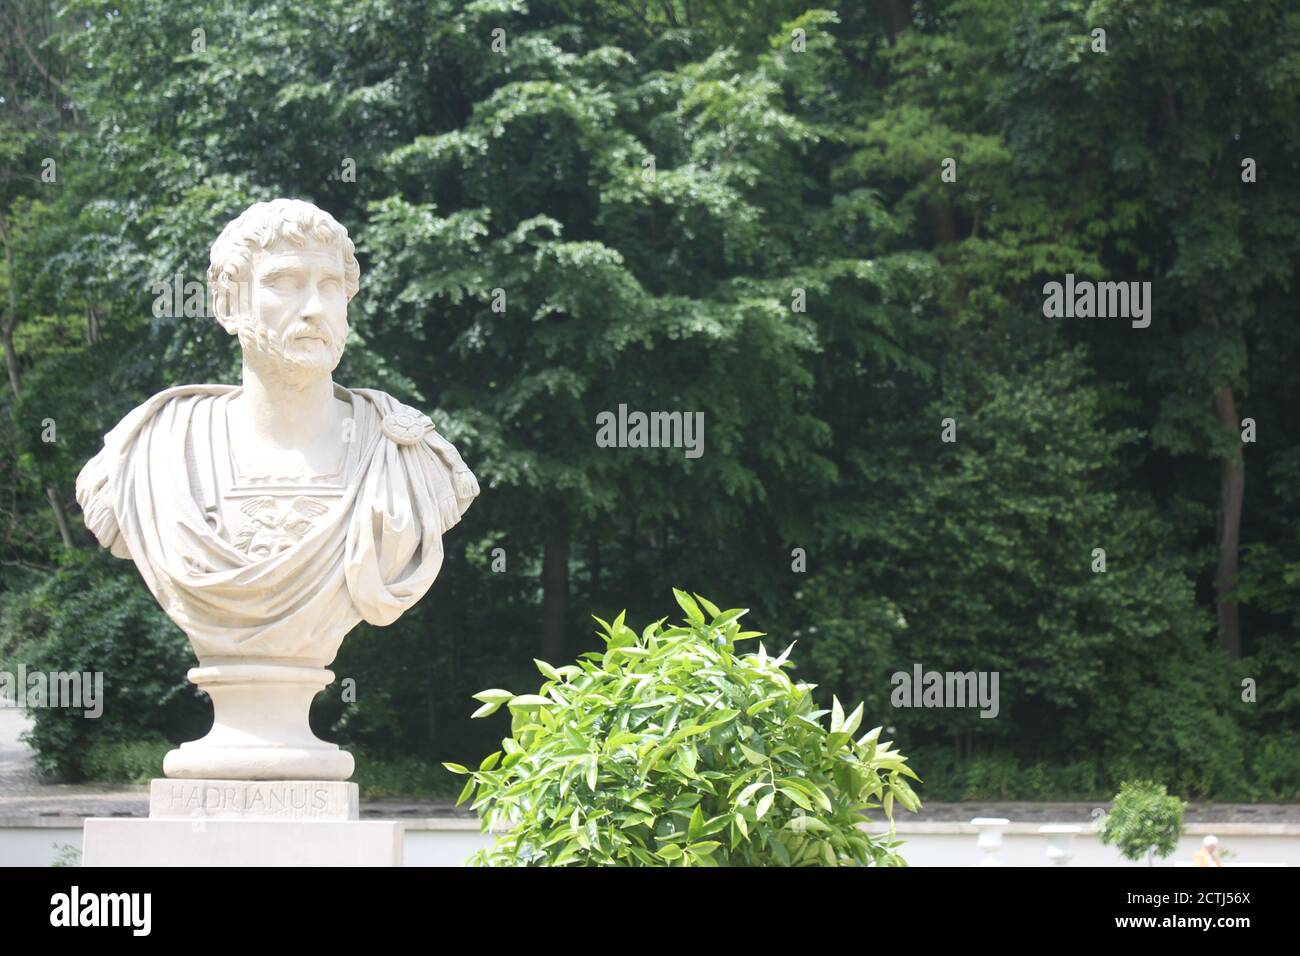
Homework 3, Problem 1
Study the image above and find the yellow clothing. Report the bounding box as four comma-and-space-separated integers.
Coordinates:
1192, 848, 1222, 867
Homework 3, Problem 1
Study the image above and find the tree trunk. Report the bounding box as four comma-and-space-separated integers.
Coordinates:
880, 0, 910, 43
45, 484, 75, 549
931, 200, 957, 246
541, 520, 569, 662
2, 224, 20, 395
426, 681, 438, 749
1, 321, 18, 395
1214, 385, 1244, 659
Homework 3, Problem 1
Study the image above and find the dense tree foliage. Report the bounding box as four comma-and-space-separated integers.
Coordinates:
1, 0, 1296, 799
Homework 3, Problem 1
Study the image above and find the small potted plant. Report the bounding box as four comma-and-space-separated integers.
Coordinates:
1099, 780, 1187, 866
445, 590, 920, 866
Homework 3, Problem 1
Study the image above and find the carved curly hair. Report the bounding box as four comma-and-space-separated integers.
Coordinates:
207, 198, 361, 327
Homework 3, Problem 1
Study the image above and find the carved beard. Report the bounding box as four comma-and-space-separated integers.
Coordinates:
234, 313, 343, 384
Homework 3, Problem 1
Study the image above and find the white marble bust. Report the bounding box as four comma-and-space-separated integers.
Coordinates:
76, 199, 479, 780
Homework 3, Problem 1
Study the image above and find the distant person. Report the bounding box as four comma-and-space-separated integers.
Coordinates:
1192, 834, 1223, 867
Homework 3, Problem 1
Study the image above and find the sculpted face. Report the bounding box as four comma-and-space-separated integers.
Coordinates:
238, 239, 349, 380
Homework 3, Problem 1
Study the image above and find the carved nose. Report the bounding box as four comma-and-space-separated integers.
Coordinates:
300, 288, 325, 322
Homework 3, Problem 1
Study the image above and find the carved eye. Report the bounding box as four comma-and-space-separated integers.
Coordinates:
319, 277, 343, 294
264, 273, 300, 291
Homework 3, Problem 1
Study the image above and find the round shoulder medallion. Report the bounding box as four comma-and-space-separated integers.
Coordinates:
381, 406, 434, 446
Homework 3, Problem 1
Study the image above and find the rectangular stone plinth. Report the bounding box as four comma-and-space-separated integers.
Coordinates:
83, 818, 402, 867
149, 779, 359, 821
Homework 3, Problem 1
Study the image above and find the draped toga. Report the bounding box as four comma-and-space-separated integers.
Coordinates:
75, 383, 478, 666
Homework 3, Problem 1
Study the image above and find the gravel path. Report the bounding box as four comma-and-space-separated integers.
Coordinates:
0, 705, 36, 793
0, 703, 151, 819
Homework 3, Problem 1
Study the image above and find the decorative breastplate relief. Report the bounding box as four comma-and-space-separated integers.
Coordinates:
201, 391, 359, 553
231, 496, 331, 558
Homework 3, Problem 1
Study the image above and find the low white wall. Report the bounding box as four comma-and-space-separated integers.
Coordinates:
402, 824, 496, 866
865, 826, 1299, 867
1, 819, 1295, 867
0, 823, 84, 866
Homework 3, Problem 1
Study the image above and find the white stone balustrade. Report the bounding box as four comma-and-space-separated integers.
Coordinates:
971, 817, 1010, 866
1039, 824, 1082, 866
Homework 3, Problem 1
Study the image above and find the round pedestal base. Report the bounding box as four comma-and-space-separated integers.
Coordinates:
164, 662, 353, 781
163, 744, 353, 780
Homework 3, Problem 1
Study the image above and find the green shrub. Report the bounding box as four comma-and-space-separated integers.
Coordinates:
79, 737, 172, 784
446, 591, 921, 866
0, 551, 207, 780
1049, 760, 1103, 799
350, 755, 466, 799
1249, 736, 1300, 800
960, 753, 1021, 800
1099, 780, 1187, 865
50, 844, 82, 868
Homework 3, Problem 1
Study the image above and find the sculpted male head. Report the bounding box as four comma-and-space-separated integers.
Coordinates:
208, 199, 361, 381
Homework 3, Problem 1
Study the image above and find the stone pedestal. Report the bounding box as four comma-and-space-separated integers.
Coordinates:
163, 663, 354, 781
82, 779, 401, 867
